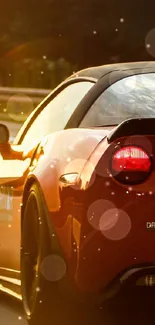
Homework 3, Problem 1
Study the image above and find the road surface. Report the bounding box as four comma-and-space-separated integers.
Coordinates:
0, 294, 27, 325
1, 288, 155, 325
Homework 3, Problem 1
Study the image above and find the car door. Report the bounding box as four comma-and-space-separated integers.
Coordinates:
0, 80, 94, 276
0, 156, 31, 276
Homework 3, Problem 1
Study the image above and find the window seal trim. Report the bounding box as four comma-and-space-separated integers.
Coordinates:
14, 77, 96, 145
68, 69, 155, 129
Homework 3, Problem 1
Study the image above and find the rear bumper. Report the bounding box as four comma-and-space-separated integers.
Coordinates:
74, 264, 155, 306
119, 264, 155, 285
73, 182, 155, 294
102, 264, 155, 301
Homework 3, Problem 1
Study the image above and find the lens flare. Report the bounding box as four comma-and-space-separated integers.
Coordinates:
99, 208, 131, 240
87, 200, 116, 230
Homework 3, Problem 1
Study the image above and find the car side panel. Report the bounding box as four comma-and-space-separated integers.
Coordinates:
30, 128, 108, 210
28, 128, 108, 270
0, 193, 22, 270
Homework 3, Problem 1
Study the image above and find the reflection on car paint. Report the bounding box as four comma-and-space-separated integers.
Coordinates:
0, 186, 13, 220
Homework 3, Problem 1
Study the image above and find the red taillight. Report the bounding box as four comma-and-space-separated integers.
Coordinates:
111, 146, 151, 184
112, 146, 151, 172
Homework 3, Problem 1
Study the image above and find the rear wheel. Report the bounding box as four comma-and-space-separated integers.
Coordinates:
21, 183, 108, 325
21, 183, 75, 325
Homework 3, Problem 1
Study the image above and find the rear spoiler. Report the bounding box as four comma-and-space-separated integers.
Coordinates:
107, 118, 155, 143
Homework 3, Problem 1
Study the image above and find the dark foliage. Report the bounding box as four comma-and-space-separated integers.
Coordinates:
0, 0, 154, 88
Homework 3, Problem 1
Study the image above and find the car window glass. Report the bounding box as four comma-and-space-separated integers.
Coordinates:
79, 73, 155, 127
18, 81, 93, 148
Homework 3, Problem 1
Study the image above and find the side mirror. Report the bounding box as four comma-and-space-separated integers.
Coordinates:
0, 124, 14, 159
0, 124, 10, 144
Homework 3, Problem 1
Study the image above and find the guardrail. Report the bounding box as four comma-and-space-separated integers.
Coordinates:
0, 87, 51, 123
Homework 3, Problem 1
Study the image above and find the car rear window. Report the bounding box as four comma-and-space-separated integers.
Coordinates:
80, 73, 155, 126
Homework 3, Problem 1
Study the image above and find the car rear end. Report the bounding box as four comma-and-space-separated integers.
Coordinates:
74, 118, 155, 301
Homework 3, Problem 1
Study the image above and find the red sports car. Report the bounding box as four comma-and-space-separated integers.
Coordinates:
0, 62, 155, 324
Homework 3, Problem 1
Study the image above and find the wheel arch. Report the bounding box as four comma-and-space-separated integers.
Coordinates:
21, 176, 44, 226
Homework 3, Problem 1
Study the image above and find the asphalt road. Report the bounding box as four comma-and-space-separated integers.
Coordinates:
1, 288, 155, 325
0, 294, 27, 325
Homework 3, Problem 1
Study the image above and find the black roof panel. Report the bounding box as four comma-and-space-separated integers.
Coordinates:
70, 61, 155, 81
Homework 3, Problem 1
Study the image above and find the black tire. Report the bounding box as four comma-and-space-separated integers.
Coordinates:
21, 183, 77, 325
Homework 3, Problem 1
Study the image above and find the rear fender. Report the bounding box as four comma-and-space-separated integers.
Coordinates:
23, 129, 108, 266
28, 128, 108, 212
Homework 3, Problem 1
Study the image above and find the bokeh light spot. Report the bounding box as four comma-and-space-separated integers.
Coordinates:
99, 208, 131, 240
40, 255, 66, 282
87, 199, 116, 230
145, 29, 155, 57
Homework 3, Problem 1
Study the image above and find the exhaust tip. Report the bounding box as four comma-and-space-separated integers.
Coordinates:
136, 275, 155, 287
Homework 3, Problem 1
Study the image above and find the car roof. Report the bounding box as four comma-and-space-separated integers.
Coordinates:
69, 61, 155, 81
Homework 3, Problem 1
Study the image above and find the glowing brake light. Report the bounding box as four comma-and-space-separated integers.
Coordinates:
112, 146, 151, 172
111, 146, 151, 184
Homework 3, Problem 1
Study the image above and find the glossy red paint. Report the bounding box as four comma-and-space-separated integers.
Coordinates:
1, 61, 155, 302
28, 131, 155, 296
